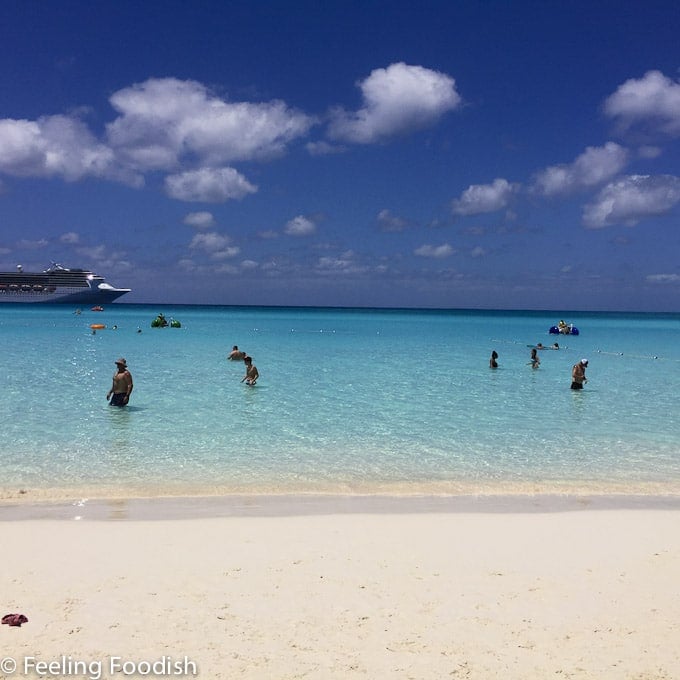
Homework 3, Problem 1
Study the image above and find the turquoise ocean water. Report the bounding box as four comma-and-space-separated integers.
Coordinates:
1, 305, 679, 500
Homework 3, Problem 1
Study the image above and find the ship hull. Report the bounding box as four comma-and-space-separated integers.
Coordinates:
0, 288, 129, 304
0, 266, 131, 304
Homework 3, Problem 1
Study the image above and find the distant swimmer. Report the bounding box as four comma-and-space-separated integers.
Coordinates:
241, 356, 259, 385
489, 350, 499, 368
228, 345, 246, 361
107, 358, 133, 406
571, 358, 588, 390
530, 347, 540, 369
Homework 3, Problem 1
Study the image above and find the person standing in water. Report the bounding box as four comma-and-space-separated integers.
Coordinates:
571, 358, 588, 389
489, 350, 499, 368
107, 358, 133, 406
530, 347, 540, 369
242, 355, 259, 385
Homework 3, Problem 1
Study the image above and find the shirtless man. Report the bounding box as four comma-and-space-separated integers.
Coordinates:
241, 356, 259, 385
107, 358, 133, 406
571, 358, 588, 390
228, 345, 246, 361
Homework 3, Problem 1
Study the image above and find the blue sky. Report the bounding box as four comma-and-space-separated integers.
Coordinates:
1, 0, 679, 310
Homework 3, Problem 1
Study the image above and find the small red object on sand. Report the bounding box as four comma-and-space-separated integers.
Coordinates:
2, 613, 28, 627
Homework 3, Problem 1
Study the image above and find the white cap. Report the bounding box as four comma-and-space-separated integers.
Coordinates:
581, 358, 588, 365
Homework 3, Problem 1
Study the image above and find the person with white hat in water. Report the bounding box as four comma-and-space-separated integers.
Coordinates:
571, 358, 588, 390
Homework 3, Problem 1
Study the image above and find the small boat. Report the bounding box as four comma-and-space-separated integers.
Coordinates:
549, 323, 579, 335
91, 305, 104, 312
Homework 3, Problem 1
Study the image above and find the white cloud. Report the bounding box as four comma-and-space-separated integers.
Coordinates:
582, 174, 680, 228
603, 70, 680, 136
638, 145, 662, 159
315, 253, 369, 275
327, 62, 461, 144
189, 231, 240, 260
60, 231, 80, 244
284, 215, 316, 236
414, 243, 454, 258
377, 209, 410, 232
17, 238, 49, 250
107, 77, 315, 170
0, 115, 130, 183
532, 142, 628, 196
165, 167, 257, 202
452, 178, 518, 215
646, 273, 680, 283
211, 247, 240, 260
189, 232, 231, 251
305, 141, 346, 156
183, 211, 215, 229
470, 246, 487, 258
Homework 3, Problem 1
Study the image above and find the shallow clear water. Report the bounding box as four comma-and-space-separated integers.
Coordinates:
1, 305, 679, 498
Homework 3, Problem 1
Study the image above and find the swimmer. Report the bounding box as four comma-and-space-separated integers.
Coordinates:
228, 345, 246, 361
489, 350, 499, 368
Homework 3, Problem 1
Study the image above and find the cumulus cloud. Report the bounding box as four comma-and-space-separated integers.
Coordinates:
0, 115, 129, 183
315, 252, 369, 275
284, 215, 316, 236
327, 62, 461, 144
60, 232, 80, 244
377, 209, 410, 232
183, 211, 215, 229
532, 142, 628, 195
452, 178, 518, 215
582, 174, 680, 228
603, 70, 680, 137
414, 243, 454, 258
107, 77, 315, 170
189, 231, 239, 259
165, 167, 257, 202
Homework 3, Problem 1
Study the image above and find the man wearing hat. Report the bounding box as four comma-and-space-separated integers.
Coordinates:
107, 358, 134, 406
571, 358, 588, 390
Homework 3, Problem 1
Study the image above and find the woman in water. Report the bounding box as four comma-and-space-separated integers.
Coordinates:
530, 347, 540, 369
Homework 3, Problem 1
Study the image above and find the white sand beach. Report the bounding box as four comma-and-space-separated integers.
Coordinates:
1, 500, 679, 680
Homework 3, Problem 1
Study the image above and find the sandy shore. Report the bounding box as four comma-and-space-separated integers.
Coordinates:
1, 499, 679, 679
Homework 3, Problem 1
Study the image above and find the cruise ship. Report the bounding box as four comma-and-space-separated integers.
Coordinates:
0, 263, 131, 304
